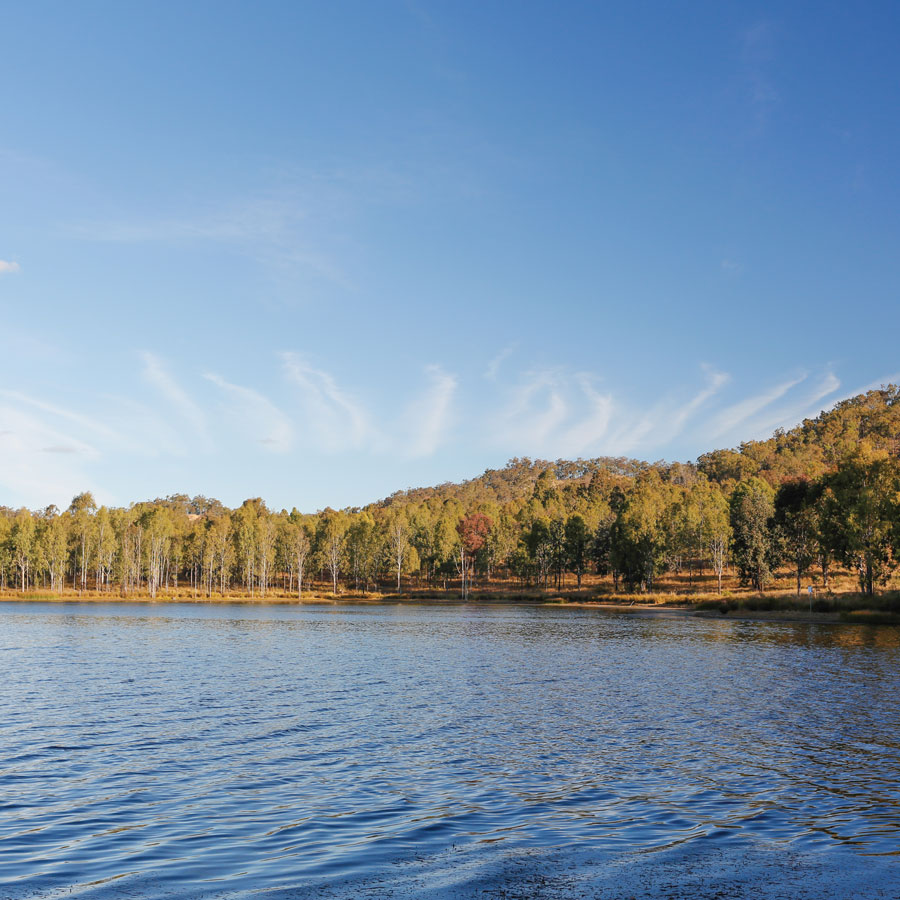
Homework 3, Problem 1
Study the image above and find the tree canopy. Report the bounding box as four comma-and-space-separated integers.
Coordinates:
1, 386, 899, 599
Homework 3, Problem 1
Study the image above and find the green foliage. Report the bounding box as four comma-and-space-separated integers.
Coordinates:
773, 479, 820, 594
610, 470, 676, 591
821, 445, 900, 595
1, 386, 899, 599
730, 478, 779, 591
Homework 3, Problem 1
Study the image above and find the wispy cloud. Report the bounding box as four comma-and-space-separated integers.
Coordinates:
404, 365, 457, 457
670, 366, 731, 435
67, 187, 352, 288
0, 386, 191, 461
486, 362, 833, 461
554, 375, 614, 457
609, 366, 731, 454
0, 389, 125, 447
205, 373, 293, 452
65, 167, 426, 290
140, 351, 211, 448
709, 373, 806, 438
0, 401, 104, 508
742, 371, 841, 438
484, 345, 514, 380
0, 260, 21, 275
495, 369, 620, 457
282, 352, 371, 450
498, 370, 570, 452
851, 373, 900, 396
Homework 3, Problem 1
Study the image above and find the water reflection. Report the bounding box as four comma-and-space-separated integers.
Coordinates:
1, 602, 899, 899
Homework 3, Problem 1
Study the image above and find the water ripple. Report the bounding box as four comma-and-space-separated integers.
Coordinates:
1, 602, 899, 898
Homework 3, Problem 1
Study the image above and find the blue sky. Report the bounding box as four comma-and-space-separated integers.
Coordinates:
1, 1, 899, 511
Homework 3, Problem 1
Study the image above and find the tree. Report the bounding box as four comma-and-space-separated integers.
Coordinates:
206, 513, 233, 595
345, 515, 378, 592
256, 512, 277, 597
698, 486, 731, 594
141, 505, 173, 599
729, 478, 778, 591
611, 471, 675, 591
283, 517, 312, 596
564, 514, 589, 588
548, 517, 567, 588
385, 511, 411, 592
318, 510, 349, 594
228, 498, 278, 596
94, 506, 115, 592
486, 509, 520, 580
821, 445, 899, 595
10, 509, 35, 592
456, 513, 492, 599
68, 491, 97, 591
524, 517, 552, 586
43, 512, 69, 594
774, 479, 819, 595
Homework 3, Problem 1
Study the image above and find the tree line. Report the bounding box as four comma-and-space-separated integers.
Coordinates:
1, 387, 899, 599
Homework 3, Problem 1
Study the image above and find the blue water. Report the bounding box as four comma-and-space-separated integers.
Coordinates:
1, 602, 899, 899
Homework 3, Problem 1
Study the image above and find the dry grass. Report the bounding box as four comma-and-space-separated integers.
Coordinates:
2, 567, 899, 619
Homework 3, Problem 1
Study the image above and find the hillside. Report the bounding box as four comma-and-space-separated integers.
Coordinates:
2, 385, 899, 600
378, 385, 900, 510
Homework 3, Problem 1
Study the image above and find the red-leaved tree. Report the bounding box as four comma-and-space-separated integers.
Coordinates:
456, 513, 492, 599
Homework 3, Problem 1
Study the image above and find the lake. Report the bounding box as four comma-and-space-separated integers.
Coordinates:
1, 601, 898, 899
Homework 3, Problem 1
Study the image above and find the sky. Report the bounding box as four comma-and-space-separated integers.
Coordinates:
1, 1, 899, 512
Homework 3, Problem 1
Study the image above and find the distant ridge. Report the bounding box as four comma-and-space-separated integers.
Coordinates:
377, 385, 900, 509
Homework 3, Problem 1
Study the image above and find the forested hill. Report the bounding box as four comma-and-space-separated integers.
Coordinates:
377, 456, 650, 510
379, 385, 900, 509
2, 385, 899, 600
697, 384, 900, 488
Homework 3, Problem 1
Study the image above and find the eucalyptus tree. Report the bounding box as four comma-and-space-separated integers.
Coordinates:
317, 509, 350, 594
183, 518, 205, 596
115, 507, 142, 594
10, 509, 35, 591
674, 486, 704, 585
433, 503, 463, 589
729, 478, 778, 592
257, 511, 278, 597
141, 505, 173, 599
409, 504, 438, 584
564, 514, 590, 588
43, 512, 69, 593
525, 517, 552, 587
698, 486, 731, 594
774, 479, 820, 595
345, 514, 378, 592
68, 491, 96, 591
486, 509, 519, 581
0, 513, 11, 590
233, 499, 268, 596
94, 506, 116, 592
548, 517, 568, 588
205, 513, 233, 595
286, 515, 313, 596
821, 445, 900, 596
385, 510, 412, 592
612, 470, 677, 591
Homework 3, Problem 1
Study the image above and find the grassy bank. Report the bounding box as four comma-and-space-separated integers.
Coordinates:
3, 585, 900, 625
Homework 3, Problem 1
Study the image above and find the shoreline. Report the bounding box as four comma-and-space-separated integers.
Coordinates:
1, 592, 895, 627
